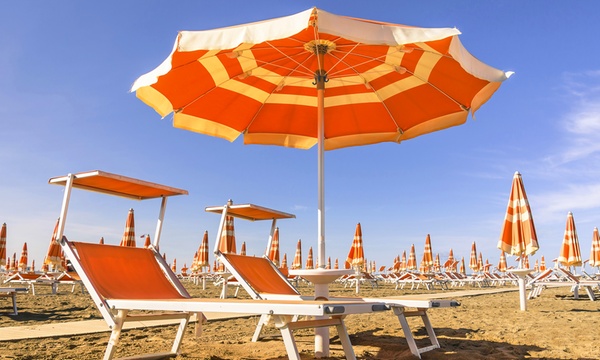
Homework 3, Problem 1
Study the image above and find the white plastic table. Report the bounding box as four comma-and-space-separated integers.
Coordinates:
288, 268, 354, 357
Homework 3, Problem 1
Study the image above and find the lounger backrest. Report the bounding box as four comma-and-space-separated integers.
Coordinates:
72, 241, 187, 300
219, 253, 300, 297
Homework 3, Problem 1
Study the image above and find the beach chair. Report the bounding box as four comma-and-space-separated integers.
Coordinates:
528, 267, 598, 301
0, 287, 28, 315
62, 238, 387, 360
2, 272, 57, 295
219, 251, 460, 359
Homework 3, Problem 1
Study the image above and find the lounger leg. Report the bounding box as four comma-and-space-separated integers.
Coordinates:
333, 317, 357, 360
104, 310, 127, 360
393, 307, 421, 359
11, 292, 18, 316
392, 306, 440, 359
252, 314, 271, 342
170, 316, 191, 354
273, 315, 301, 360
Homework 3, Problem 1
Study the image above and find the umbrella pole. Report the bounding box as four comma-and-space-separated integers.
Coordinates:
317, 81, 325, 269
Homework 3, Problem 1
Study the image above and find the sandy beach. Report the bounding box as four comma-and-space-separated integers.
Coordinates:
1, 279, 599, 360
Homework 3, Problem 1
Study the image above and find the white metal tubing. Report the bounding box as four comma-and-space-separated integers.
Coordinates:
153, 197, 167, 248
56, 173, 74, 242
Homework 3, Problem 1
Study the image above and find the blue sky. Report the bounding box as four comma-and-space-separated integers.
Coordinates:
2, 1, 600, 273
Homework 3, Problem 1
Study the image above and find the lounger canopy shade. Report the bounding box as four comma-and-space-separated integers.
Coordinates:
49, 170, 188, 249
49, 170, 188, 200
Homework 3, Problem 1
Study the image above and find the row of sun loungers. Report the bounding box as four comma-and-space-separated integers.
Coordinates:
527, 267, 600, 301
2, 271, 84, 295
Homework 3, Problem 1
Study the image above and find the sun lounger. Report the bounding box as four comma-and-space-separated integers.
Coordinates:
528, 267, 598, 301
0, 287, 28, 315
62, 238, 388, 360
219, 252, 460, 359
3, 272, 58, 295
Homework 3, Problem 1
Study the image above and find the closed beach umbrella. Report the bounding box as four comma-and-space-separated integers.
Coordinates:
469, 242, 478, 272
498, 251, 507, 272
219, 215, 237, 254
281, 254, 288, 269
120, 209, 136, 247
131, 7, 511, 272
326, 257, 331, 269
590, 227, 600, 269
558, 212, 582, 269
540, 256, 546, 271
498, 171, 539, 266
99, 237, 105, 244
197, 231, 210, 269
433, 254, 441, 273
171, 258, 177, 273
240, 242, 247, 256
0, 223, 7, 269
477, 252, 484, 273
346, 223, 365, 271
334, 258, 339, 270
459, 257, 466, 275
407, 245, 417, 271
422, 234, 434, 273
10, 253, 17, 271
45, 218, 62, 270
444, 248, 456, 272
143, 234, 152, 248
291, 239, 302, 270
0, 223, 7, 270
268, 227, 280, 266
306, 247, 314, 269
18, 242, 28, 272
400, 251, 407, 272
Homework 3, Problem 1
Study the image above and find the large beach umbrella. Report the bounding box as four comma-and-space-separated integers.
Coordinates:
131, 7, 511, 270
119, 208, 136, 247
45, 218, 63, 270
469, 242, 478, 272
291, 239, 302, 270
18, 242, 28, 272
589, 227, 600, 269
557, 212, 582, 269
0, 223, 7, 269
346, 223, 365, 271
498, 171, 539, 266
218, 215, 237, 254
407, 245, 417, 271
268, 227, 281, 266
422, 234, 434, 273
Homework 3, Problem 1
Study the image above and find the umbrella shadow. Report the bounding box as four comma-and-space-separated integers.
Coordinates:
344, 327, 554, 360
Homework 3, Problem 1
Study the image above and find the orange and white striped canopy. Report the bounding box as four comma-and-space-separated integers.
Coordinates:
407, 244, 417, 271
18, 242, 28, 272
469, 242, 478, 271
291, 239, 302, 269
281, 253, 288, 269
45, 218, 62, 269
346, 223, 365, 270
498, 171, 539, 257
0, 223, 6, 268
218, 215, 237, 254
399, 251, 407, 272
477, 252, 484, 272
132, 7, 510, 151
433, 254, 441, 273
306, 246, 314, 269
590, 227, 600, 268
120, 209, 136, 247
558, 212, 582, 268
268, 227, 281, 266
